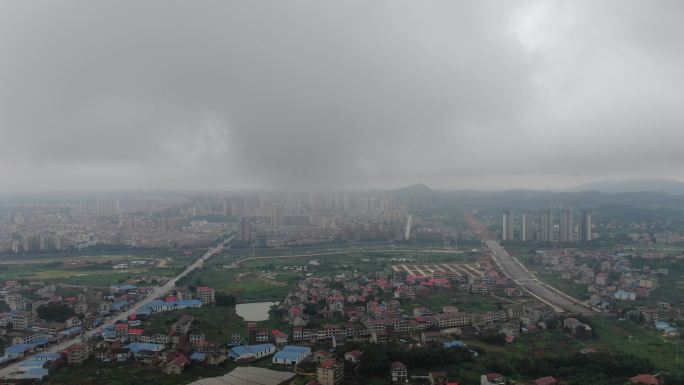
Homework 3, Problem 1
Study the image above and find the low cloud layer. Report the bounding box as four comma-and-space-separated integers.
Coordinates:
1, 1, 683, 191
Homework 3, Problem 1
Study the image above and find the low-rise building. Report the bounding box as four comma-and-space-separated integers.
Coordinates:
63, 344, 92, 365
317, 359, 344, 385
196, 287, 215, 304
272, 345, 311, 365
391, 361, 407, 383
481, 373, 505, 385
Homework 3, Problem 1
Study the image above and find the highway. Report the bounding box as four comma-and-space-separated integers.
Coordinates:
485, 240, 592, 315
0, 236, 233, 378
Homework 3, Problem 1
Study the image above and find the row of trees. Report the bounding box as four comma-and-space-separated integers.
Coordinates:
483, 352, 656, 385
339, 342, 474, 376
337, 340, 677, 385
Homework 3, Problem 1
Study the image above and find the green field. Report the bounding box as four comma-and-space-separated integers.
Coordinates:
0, 254, 192, 287
141, 305, 251, 341
536, 272, 590, 300
178, 267, 300, 300
180, 247, 475, 301
588, 317, 684, 373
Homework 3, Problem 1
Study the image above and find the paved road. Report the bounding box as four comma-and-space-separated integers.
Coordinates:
0, 236, 233, 378
485, 240, 592, 315
404, 215, 412, 240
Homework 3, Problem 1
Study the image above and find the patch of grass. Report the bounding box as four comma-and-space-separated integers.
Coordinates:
142, 305, 250, 342
179, 268, 298, 300
537, 272, 590, 300
55, 273, 143, 286
586, 316, 684, 374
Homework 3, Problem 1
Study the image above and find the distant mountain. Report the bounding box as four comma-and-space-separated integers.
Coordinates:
393, 183, 434, 197
575, 178, 684, 195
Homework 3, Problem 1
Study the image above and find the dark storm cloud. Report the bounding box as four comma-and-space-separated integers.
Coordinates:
0, 1, 683, 191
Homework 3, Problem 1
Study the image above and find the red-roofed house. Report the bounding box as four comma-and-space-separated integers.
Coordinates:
481, 373, 505, 385
115, 323, 129, 337
313, 350, 333, 364
163, 353, 189, 374
63, 343, 92, 365
428, 371, 447, 385
532, 376, 558, 385
326, 293, 345, 312
391, 361, 407, 383
196, 286, 216, 304
289, 306, 303, 317
128, 329, 144, 341
317, 359, 343, 385
271, 329, 289, 345
344, 350, 362, 364
630, 374, 659, 385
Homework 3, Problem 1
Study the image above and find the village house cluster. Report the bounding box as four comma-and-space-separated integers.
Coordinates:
0, 279, 218, 382
533, 249, 681, 337
268, 262, 559, 346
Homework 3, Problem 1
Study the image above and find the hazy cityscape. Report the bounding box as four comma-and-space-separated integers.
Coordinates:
1, 1, 684, 385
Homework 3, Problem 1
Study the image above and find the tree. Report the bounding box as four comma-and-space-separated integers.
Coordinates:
37, 302, 75, 323
479, 330, 507, 345
304, 303, 319, 316
359, 345, 389, 376
216, 292, 236, 307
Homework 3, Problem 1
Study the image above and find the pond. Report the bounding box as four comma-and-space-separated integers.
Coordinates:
235, 301, 279, 321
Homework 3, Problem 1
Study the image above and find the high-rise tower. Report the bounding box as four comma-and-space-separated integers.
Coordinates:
502, 211, 514, 241
239, 217, 252, 242
580, 210, 592, 241
559, 210, 572, 242
521, 212, 532, 241
540, 210, 553, 242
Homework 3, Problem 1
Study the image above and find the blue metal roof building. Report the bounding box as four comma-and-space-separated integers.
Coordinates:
272, 345, 311, 365
138, 299, 203, 314
228, 344, 275, 361
59, 326, 82, 338
126, 342, 164, 355
112, 301, 129, 311
31, 353, 60, 361
443, 340, 466, 348
135, 307, 152, 317
111, 284, 137, 292
4, 337, 51, 357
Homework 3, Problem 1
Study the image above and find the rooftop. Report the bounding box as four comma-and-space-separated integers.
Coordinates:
188, 366, 296, 385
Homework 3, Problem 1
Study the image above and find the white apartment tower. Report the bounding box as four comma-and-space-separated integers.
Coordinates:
502, 211, 514, 241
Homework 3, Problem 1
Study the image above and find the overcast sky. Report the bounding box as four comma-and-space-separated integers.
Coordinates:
1, 1, 683, 192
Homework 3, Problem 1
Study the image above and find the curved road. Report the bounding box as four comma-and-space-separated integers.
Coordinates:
0, 236, 233, 378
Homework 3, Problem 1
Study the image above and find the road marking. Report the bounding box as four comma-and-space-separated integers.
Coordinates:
453, 264, 476, 278
464, 264, 484, 277
441, 264, 462, 276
